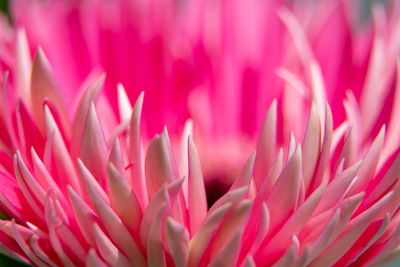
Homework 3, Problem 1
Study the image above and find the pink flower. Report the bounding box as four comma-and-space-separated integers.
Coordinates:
0, 0, 399, 266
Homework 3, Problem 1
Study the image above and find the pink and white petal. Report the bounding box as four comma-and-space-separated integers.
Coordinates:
128, 92, 148, 209
29, 235, 58, 267
145, 131, 178, 198
231, 151, 256, 190
208, 232, 242, 267
270, 235, 300, 267
13, 154, 44, 223
188, 135, 207, 236
165, 217, 189, 267
107, 163, 142, 234
44, 105, 81, 194
254, 100, 277, 189
302, 103, 321, 191
383, 59, 400, 160
147, 204, 167, 267
11, 221, 47, 267
188, 203, 232, 267
14, 152, 46, 206
77, 160, 109, 205
83, 163, 146, 266
30, 48, 67, 133
350, 127, 385, 195
365, 153, 400, 208
313, 161, 362, 215
86, 249, 108, 267
108, 138, 125, 175
178, 119, 193, 206
71, 74, 105, 160
80, 103, 109, 185
30, 148, 66, 206
257, 183, 324, 264
209, 200, 252, 259
266, 145, 302, 231
309, 192, 393, 266
93, 223, 131, 267
67, 186, 98, 246
249, 202, 270, 254
310, 104, 333, 191
15, 29, 31, 107
117, 83, 133, 123
256, 148, 283, 201
45, 198, 76, 267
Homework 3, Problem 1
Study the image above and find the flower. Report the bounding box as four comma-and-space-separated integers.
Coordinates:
0, 0, 399, 266
9, 0, 400, 184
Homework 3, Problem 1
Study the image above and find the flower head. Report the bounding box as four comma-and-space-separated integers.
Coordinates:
0, 0, 399, 266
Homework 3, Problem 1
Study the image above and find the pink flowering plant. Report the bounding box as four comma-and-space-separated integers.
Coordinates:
0, 0, 399, 266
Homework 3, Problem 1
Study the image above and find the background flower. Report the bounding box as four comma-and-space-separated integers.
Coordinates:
0, 0, 399, 266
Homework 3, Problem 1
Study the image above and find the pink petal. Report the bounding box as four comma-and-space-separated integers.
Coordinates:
254, 99, 277, 189
81, 160, 146, 266
107, 163, 142, 234
30, 48, 66, 133
70, 74, 105, 160
302, 103, 321, 192
309, 191, 393, 266
86, 249, 107, 267
188, 203, 232, 267
145, 129, 178, 198
92, 223, 131, 267
80, 103, 108, 185
266, 145, 302, 232
188, 135, 207, 236
165, 217, 189, 267
128, 92, 148, 208
147, 204, 167, 267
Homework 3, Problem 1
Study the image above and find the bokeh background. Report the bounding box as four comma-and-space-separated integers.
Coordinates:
0, 0, 395, 266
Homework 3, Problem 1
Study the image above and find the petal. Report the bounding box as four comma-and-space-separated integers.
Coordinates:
107, 163, 142, 234
257, 183, 325, 264
147, 204, 167, 267
208, 232, 242, 267
11, 221, 46, 267
302, 103, 321, 192
165, 217, 189, 267
178, 119, 193, 206
70, 74, 105, 160
117, 83, 133, 123
313, 161, 362, 215
108, 137, 125, 174
310, 105, 333, 191
30, 48, 66, 132
44, 105, 81, 194
207, 200, 252, 263
187, 135, 207, 236
92, 223, 131, 267
231, 151, 256, 190
86, 249, 107, 267
67, 186, 97, 246
254, 100, 277, 189
15, 29, 31, 107
266, 145, 302, 231
128, 92, 148, 208
82, 161, 146, 266
309, 192, 393, 266
80, 103, 108, 185
145, 129, 178, 198
350, 126, 385, 194
188, 203, 232, 267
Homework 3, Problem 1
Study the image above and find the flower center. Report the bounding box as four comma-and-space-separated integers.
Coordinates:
204, 173, 231, 209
